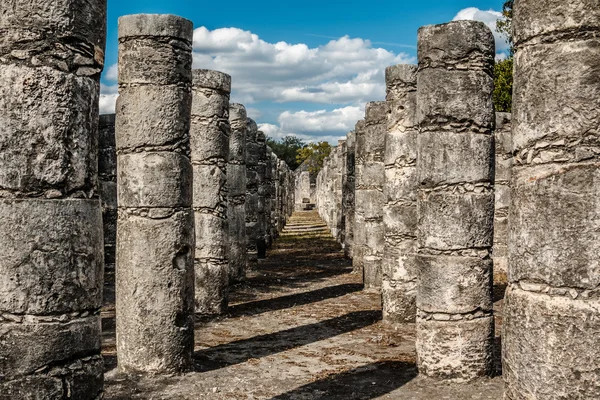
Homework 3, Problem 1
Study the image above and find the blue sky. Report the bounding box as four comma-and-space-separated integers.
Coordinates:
101, 0, 508, 143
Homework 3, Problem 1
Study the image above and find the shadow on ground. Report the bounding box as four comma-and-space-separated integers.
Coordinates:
194, 310, 382, 372
271, 361, 417, 400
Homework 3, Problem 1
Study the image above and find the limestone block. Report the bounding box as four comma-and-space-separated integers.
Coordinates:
510, 163, 600, 289
417, 255, 493, 314
118, 152, 193, 208
417, 131, 494, 188
503, 287, 600, 399
116, 210, 195, 372
417, 316, 494, 382
418, 191, 494, 251
0, 199, 103, 314
115, 85, 192, 150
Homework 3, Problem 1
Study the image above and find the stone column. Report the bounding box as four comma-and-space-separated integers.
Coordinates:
493, 113, 511, 279
116, 14, 195, 373
100, 114, 118, 285
245, 119, 260, 267
0, 2, 106, 396
256, 131, 268, 258
503, 2, 600, 398
264, 146, 274, 248
228, 104, 248, 283
191, 69, 231, 315
415, 21, 495, 381
343, 131, 356, 259
353, 120, 367, 274
382, 65, 418, 324
359, 102, 386, 289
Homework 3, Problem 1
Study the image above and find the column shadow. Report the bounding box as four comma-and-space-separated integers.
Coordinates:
227, 283, 363, 318
194, 310, 382, 372
270, 361, 417, 399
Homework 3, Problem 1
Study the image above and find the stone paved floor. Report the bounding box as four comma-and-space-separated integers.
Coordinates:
102, 211, 505, 399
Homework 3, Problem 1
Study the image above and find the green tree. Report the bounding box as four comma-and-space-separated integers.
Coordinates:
494, 0, 514, 112
266, 135, 306, 170
494, 57, 513, 112
296, 141, 332, 175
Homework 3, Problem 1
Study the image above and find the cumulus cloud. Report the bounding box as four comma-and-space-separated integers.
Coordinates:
259, 106, 363, 144
99, 83, 118, 115
99, 25, 413, 144
453, 7, 510, 54
191, 27, 414, 105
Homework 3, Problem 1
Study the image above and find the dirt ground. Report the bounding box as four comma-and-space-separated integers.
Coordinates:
102, 211, 505, 399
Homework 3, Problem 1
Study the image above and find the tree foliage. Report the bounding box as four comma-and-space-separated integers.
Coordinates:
296, 141, 332, 175
494, 0, 514, 113
266, 135, 306, 170
494, 57, 513, 112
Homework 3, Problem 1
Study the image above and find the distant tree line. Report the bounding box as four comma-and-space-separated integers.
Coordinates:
266, 136, 332, 174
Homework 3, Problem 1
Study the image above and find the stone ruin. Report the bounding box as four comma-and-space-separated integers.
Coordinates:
0, 0, 598, 398
314, 1, 600, 396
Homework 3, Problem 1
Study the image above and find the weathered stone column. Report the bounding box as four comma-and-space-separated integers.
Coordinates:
0, 2, 106, 396
116, 14, 195, 373
415, 21, 495, 381
100, 114, 118, 285
382, 65, 418, 324
353, 120, 367, 274
503, 2, 600, 398
264, 146, 274, 248
359, 102, 386, 289
343, 131, 357, 259
228, 103, 248, 283
256, 131, 268, 258
246, 119, 260, 267
493, 113, 511, 278
191, 69, 231, 315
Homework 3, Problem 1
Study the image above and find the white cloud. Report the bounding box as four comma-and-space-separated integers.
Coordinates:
191, 27, 415, 105
99, 83, 118, 115
279, 106, 364, 134
453, 7, 510, 55
259, 106, 363, 144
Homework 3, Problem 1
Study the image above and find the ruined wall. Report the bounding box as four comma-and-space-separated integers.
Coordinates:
0, 1, 107, 395
256, 131, 268, 258
116, 14, 195, 373
382, 65, 418, 324
503, 1, 600, 398
415, 20, 495, 382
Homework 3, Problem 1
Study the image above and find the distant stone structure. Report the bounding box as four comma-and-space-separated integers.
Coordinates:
294, 162, 316, 211
115, 14, 195, 373
0, 1, 107, 395
343, 131, 357, 259
493, 112, 511, 277
415, 21, 495, 382
191, 69, 231, 315
99, 114, 118, 282
245, 119, 260, 267
503, 1, 600, 398
359, 102, 387, 290
256, 131, 268, 258
382, 65, 418, 324
352, 119, 367, 275
228, 104, 248, 283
